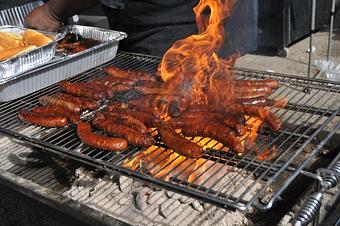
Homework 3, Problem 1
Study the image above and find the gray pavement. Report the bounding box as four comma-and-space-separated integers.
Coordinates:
235, 30, 340, 79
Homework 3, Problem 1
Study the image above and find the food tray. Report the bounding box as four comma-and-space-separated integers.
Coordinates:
0, 24, 127, 102
0, 26, 63, 79
0, 1, 43, 27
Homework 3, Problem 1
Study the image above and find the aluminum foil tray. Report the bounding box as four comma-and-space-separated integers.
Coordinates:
0, 26, 62, 79
0, 25, 127, 102
0, 1, 43, 27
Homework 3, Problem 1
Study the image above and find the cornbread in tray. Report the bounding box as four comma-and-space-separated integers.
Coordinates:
0, 25, 127, 102
0, 26, 62, 79
0, 29, 53, 61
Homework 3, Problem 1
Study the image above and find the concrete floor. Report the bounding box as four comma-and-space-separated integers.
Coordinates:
1, 30, 340, 226
236, 30, 340, 79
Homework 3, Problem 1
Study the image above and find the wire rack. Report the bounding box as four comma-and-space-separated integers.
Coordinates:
0, 52, 339, 211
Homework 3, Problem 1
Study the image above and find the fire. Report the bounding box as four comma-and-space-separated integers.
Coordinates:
240, 116, 264, 148
123, 137, 234, 184
158, 0, 238, 107
123, 145, 205, 182
123, 0, 278, 181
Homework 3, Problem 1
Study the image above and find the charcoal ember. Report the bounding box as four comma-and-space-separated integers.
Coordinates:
143, 205, 160, 216
132, 180, 153, 195
7, 152, 50, 168
133, 191, 148, 211
259, 187, 274, 204
73, 168, 97, 188
118, 196, 130, 206
147, 190, 166, 206
133, 185, 152, 196
160, 200, 183, 219
75, 167, 88, 178
179, 196, 194, 204
118, 176, 133, 193
147, 184, 163, 191
132, 179, 145, 188
191, 200, 204, 212
203, 202, 210, 209
165, 190, 182, 200
105, 187, 121, 200
151, 223, 163, 226
64, 168, 100, 199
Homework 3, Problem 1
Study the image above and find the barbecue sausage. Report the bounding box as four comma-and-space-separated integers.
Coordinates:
106, 105, 161, 128
56, 93, 102, 111
158, 124, 203, 158
77, 122, 128, 151
111, 84, 132, 93
39, 96, 82, 113
235, 79, 279, 90
31, 106, 80, 125
19, 110, 68, 128
107, 100, 160, 121
170, 118, 244, 154
235, 89, 272, 100
78, 82, 114, 99
94, 76, 137, 87
103, 66, 159, 82
92, 116, 154, 147
237, 96, 269, 106
230, 105, 282, 132
96, 112, 148, 135
59, 81, 106, 100
178, 111, 245, 135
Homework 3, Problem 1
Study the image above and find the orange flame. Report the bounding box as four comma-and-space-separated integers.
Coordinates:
158, 0, 238, 107
123, 138, 235, 184
123, 0, 277, 181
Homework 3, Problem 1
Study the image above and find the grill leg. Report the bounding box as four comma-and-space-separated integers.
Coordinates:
327, 0, 336, 61
307, 0, 316, 79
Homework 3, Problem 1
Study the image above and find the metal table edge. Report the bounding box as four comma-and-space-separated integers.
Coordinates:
0, 167, 130, 226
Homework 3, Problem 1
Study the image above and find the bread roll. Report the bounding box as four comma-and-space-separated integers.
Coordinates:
23, 29, 53, 47
0, 45, 37, 61
0, 32, 22, 50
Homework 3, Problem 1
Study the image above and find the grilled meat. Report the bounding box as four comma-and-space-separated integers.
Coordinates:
106, 105, 161, 128
59, 81, 106, 100
103, 66, 160, 82
158, 124, 204, 158
77, 122, 128, 151
19, 109, 69, 128
170, 118, 244, 154
92, 115, 154, 147
31, 106, 80, 125
39, 95, 82, 113
55, 93, 102, 111
95, 112, 148, 135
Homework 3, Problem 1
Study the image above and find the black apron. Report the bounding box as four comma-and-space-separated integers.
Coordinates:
100, 0, 258, 58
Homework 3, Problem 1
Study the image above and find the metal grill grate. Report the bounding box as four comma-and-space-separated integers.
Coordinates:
0, 52, 339, 211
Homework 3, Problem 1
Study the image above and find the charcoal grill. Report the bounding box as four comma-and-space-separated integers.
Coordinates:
0, 52, 339, 222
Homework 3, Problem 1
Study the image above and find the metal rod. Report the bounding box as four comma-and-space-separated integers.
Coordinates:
327, 0, 336, 61
308, 0, 317, 78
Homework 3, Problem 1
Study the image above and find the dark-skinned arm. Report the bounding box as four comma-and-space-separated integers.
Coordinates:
25, 0, 100, 32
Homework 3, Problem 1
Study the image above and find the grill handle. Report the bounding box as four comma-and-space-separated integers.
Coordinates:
293, 192, 323, 226
293, 158, 340, 226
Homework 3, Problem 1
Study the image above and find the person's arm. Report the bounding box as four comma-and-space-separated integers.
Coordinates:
25, 0, 100, 32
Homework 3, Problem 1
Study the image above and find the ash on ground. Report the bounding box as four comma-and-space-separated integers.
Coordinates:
61, 168, 270, 226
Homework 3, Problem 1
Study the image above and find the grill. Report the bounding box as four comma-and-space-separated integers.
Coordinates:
0, 52, 339, 212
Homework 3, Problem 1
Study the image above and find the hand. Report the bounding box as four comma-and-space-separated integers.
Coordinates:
24, 4, 61, 32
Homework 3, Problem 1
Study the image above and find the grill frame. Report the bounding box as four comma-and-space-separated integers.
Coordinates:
0, 51, 339, 211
